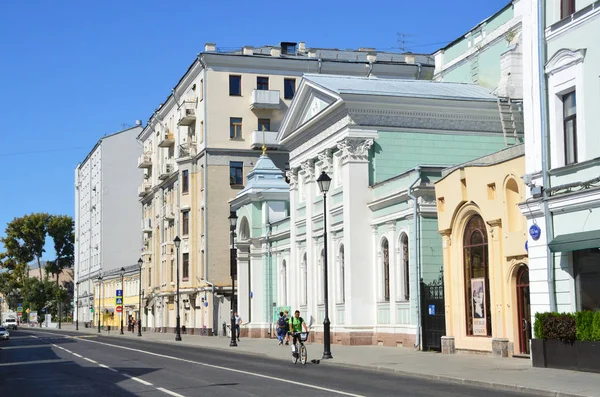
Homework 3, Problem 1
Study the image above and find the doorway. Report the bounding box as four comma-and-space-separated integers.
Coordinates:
516, 265, 531, 355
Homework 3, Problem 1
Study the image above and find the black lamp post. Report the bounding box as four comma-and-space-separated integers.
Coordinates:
229, 210, 238, 347
75, 281, 80, 331
120, 267, 125, 335
97, 275, 103, 333
174, 236, 182, 341
316, 171, 333, 360
138, 258, 143, 337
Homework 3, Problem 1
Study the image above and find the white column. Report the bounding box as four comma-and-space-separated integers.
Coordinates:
388, 222, 397, 324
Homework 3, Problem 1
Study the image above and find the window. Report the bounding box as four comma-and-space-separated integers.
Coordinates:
148, 267, 152, 287
170, 259, 174, 283
574, 249, 600, 311
230, 117, 242, 139
182, 253, 189, 281
563, 91, 577, 165
258, 118, 270, 132
284, 78, 296, 99
399, 233, 410, 301
199, 79, 204, 101
382, 238, 390, 302
302, 253, 308, 305
257, 76, 269, 90
339, 245, 345, 303
281, 259, 287, 305
182, 170, 189, 194
561, 0, 575, 19
463, 215, 492, 336
229, 75, 241, 96
319, 249, 325, 304
230, 161, 243, 185
281, 42, 296, 55
182, 211, 189, 235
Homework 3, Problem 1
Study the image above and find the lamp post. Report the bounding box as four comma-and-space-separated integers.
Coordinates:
138, 258, 143, 337
174, 236, 182, 341
228, 210, 238, 347
316, 171, 333, 360
75, 281, 80, 331
119, 267, 125, 335
97, 275, 103, 333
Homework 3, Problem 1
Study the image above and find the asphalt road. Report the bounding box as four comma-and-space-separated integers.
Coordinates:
1, 328, 539, 397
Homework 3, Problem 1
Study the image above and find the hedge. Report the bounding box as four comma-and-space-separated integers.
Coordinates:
535, 311, 600, 341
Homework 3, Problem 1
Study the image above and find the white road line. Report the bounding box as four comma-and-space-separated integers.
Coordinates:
83, 358, 98, 364
123, 374, 153, 386
78, 338, 365, 397
72, 353, 82, 358
156, 387, 186, 397
99, 364, 119, 373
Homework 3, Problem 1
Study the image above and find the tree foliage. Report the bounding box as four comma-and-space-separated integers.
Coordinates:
46, 215, 75, 286
1, 213, 50, 279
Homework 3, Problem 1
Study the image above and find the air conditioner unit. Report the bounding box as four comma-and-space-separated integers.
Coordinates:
165, 164, 173, 173
185, 109, 195, 117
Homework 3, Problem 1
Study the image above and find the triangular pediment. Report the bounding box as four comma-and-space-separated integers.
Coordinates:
277, 79, 341, 144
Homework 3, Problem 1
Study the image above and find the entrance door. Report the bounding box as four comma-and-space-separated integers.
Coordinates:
516, 265, 531, 355
420, 270, 446, 351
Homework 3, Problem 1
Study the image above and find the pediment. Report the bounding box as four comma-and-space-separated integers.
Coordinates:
545, 48, 586, 76
277, 79, 340, 144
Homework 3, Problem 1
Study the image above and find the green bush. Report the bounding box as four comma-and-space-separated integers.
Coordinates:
534, 312, 550, 339
542, 313, 576, 342
592, 312, 600, 341
575, 311, 595, 341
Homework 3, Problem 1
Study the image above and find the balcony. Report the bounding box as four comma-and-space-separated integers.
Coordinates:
178, 140, 197, 158
178, 101, 197, 126
158, 130, 175, 147
138, 181, 152, 197
161, 242, 174, 257
161, 203, 175, 220
158, 162, 175, 180
137, 153, 152, 168
250, 89, 280, 110
251, 130, 280, 150
141, 218, 152, 233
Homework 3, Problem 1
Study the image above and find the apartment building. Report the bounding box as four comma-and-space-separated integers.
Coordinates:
74, 124, 143, 325
138, 41, 434, 335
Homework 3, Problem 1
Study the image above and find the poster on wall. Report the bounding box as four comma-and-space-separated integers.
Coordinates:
471, 278, 487, 336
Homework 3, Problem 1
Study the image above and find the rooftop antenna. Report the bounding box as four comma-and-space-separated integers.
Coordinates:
396, 32, 417, 52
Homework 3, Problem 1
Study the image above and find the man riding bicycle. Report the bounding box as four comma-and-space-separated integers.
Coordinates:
288, 310, 308, 356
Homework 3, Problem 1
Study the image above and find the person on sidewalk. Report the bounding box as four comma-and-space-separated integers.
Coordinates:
283, 310, 290, 345
234, 312, 242, 342
276, 312, 287, 345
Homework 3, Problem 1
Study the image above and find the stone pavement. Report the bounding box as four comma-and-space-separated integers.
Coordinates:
36, 324, 600, 397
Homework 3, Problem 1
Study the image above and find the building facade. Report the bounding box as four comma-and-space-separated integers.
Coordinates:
137, 42, 434, 335
519, 0, 600, 321
435, 145, 530, 356
93, 264, 141, 330
74, 124, 143, 325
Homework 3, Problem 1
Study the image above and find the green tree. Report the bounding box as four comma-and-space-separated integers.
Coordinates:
46, 215, 75, 288
1, 213, 50, 279
22, 277, 56, 325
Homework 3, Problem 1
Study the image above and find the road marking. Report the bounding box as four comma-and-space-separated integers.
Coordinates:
99, 364, 119, 373
72, 353, 83, 358
83, 358, 98, 364
123, 374, 153, 386
156, 387, 186, 397
78, 338, 366, 397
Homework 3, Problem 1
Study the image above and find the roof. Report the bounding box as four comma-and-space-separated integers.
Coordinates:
231, 154, 289, 210
78, 125, 143, 167
439, 143, 524, 179
304, 74, 498, 101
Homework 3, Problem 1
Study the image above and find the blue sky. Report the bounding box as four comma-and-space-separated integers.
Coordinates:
0, 0, 509, 259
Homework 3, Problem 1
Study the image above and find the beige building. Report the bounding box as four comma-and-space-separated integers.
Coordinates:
434, 145, 530, 357
137, 42, 434, 335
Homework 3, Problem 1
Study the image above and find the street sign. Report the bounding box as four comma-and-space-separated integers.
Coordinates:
17, 306, 23, 313
115, 297, 123, 305
116, 306, 123, 313
116, 289, 123, 297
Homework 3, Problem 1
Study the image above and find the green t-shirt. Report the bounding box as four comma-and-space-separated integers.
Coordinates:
289, 316, 304, 332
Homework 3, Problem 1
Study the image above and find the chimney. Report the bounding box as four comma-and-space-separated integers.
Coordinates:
366, 52, 377, 63
135, 120, 142, 126
204, 42, 216, 52
298, 42, 306, 54
307, 49, 317, 58
242, 46, 254, 56
404, 53, 415, 64
270, 47, 281, 57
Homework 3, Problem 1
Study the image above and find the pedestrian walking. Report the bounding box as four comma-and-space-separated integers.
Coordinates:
234, 312, 242, 341
276, 312, 287, 345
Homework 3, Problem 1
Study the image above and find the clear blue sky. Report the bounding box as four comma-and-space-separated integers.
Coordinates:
0, 0, 509, 259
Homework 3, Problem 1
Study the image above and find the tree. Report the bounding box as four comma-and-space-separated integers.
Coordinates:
1, 213, 50, 279
46, 215, 75, 288
22, 277, 56, 326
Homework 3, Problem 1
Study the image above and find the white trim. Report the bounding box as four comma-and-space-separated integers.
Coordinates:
545, 3, 600, 41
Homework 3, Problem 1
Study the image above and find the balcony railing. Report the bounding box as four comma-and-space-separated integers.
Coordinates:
250, 89, 280, 110
158, 162, 175, 180
179, 140, 197, 158
250, 130, 280, 150
158, 130, 175, 147
178, 101, 197, 126
161, 242, 174, 256
141, 218, 152, 232
161, 204, 175, 220
137, 181, 152, 197
137, 153, 152, 168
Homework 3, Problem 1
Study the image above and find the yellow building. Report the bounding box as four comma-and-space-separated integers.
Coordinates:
434, 145, 530, 357
94, 265, 141, 331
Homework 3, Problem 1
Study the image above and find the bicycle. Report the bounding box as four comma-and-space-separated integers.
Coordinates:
291, 331, 309, 365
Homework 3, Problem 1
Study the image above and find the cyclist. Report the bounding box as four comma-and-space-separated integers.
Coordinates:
288, 310, 308, 356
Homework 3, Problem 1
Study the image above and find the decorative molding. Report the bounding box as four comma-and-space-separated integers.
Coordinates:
387, 221, 396, 232
337, 138, 374, 164
545, 48, 586, 76
418, 195, 436, 205
299, 159, 315, 182
317, 149, 333, 173
286, 168, 299, 189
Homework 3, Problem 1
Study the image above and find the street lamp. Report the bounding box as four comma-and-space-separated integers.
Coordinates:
174, 236, 182, 341
75, 281, 80, 331
97, 275, 103, 333
120, 267, 125, 335
137, 258, 143, 337
229, 210, 238, 347
316, 171, 333, 360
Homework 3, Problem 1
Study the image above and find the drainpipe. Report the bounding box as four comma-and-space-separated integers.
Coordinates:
266, 222, 272, 336
318, 59, 322, 74
367, 62, 374, 77
416, 63, 422, 80
536, 0, 556, 311
407, 166, 422, 349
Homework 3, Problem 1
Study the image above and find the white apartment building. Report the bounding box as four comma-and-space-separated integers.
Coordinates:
74, 123, 143, 325
138, 41, 434, 335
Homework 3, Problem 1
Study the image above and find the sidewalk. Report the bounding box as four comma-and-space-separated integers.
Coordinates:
41, 324, 599, 397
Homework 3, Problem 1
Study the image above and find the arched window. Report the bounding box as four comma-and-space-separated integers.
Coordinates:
281, 259, 287, 305
398, 233, 409, 301
339, 245, 345, 303
382, 238, 390, 302
302, 252, 308, 305
463, 215, 492, 336
239, 217, 250, 240
319, 248, 325, 304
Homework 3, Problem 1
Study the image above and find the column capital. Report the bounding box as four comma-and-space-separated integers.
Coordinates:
317, 149, 333, 173
299, 159, 316, 182
337, 138, 374, 164
286, 168, 299, 189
